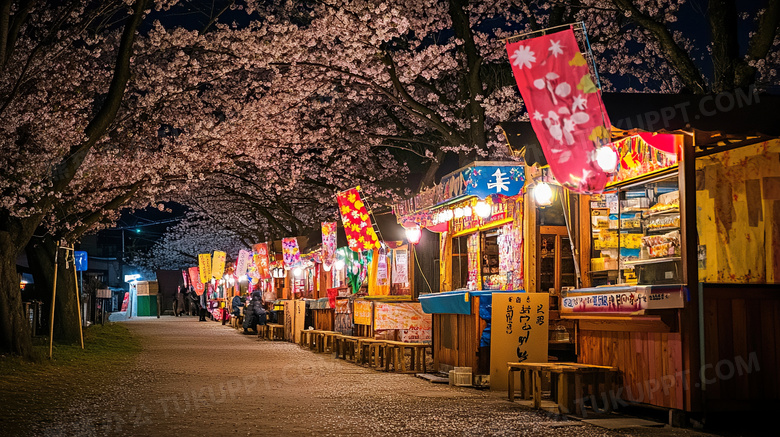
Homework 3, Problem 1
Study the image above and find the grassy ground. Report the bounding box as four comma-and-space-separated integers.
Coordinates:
0, 323, 141, 435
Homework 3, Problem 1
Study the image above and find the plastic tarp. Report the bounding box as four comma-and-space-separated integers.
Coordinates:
419, 289, 524, 315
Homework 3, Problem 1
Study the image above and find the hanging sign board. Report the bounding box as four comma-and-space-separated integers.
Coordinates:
490, 293, 549, 390
392, 250, 408, 284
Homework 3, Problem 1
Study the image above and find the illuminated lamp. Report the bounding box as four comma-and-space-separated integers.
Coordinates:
475, 201, 492, 218
533, 182, 554, 207
334, 259, 345, 271
453, 207, 464, 218
293, 267, 303, 277
463, 206, 472, 217
595, 146, 618, 173
405, 226, 422, 244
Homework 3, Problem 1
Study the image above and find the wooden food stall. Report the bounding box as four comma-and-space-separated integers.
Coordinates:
393, 162, 528, 386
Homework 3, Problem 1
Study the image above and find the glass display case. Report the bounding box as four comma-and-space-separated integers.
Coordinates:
589, 173, 682, 286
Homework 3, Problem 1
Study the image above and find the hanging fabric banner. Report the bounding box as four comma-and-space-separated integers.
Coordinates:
321, 222, 337, 271
182, 269, 189, 288
282, 238, 301, 268
336, 187, 381, 252
253, 243, 271, 279
506, 28, 611, 193
236, 250, 251, 278
188, 266, 205, 295
392, 250, 408, 285
212, 251, 226, 280
198, 254, 212, 283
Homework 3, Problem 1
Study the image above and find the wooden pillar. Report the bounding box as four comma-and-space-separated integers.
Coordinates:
679, 132, 702, 412
524, 165, 539, 293
578, 194, 592, 288
440, 232, 453, 293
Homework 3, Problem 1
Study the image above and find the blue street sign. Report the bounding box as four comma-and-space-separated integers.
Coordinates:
74, 251, 88, 271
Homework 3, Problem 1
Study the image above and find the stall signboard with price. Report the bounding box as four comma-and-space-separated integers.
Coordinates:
490, 293, 548, 390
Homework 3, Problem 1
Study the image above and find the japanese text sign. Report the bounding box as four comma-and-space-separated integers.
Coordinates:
198, 254, 212, 283
490, 293, 549, 390
212, 251, 226, 280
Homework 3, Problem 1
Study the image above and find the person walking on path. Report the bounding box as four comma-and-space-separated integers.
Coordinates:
174, 286, 186, 317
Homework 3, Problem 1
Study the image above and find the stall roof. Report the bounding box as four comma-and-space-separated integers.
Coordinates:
500, 92, 780, 165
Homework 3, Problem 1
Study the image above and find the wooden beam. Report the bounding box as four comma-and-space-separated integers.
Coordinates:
679, 132, 703, 412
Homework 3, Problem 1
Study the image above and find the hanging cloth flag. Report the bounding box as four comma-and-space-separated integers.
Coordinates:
282, 238, 301, 268
188, 266, 205, 295
253, 243, 271, 279
198, 254, 212, 283
212, 251, 226, 280
506, 28, 611, 193
321, 222, 337, 271
236, 250, 251, 278
336, 187, 380, 252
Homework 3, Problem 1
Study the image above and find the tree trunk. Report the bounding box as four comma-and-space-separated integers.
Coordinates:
0, 232, 32, 357
26, 235, 81, 344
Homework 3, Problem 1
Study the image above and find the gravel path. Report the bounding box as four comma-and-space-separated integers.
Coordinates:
38, 317, 718, 436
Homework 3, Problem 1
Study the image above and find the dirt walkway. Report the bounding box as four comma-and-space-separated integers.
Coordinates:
37, 317, 715, 436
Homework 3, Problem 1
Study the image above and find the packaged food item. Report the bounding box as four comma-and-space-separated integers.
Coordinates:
645, 214, 680, 230
641, 230, 680, 258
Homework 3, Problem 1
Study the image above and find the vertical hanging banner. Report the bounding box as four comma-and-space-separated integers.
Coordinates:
321, 222, 337, 271
506, 29, 611, 193
236, 250, 251, 278
253, 243, 271, 279
188, 266, 205, 295
182, 269, 189, 288
336, 187, 381, 252
282, 238, 301, 268
392, 250, 408, 285
198, 254, 212, 283
212, 251, 226, 280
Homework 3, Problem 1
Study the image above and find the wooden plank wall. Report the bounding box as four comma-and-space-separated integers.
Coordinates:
311, 309, 334, 332
579, 330, 685, 410
433, 297, 483, 373
702, 284, 780, 411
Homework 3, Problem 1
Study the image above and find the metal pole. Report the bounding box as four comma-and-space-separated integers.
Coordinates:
72, 246, 84, 349
48, 248, 59, 359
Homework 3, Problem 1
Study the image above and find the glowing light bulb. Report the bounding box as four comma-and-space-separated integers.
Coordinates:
475, 201, 491, 218
454, 208, 464, 218
405, 226, 422, 244
534, 182, 554, 207
463, 206, 472, 217
334, 260, 345, 271
596, 146, 618, 172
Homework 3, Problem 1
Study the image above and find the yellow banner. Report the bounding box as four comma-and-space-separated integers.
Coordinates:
490, 293, 549, 390
353, 300, 372, 325
198, 254, 212, 283
212, 251, 226, 279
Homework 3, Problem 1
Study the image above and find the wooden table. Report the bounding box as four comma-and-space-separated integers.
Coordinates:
507, 362, 619, 415
383, 341, 430, 373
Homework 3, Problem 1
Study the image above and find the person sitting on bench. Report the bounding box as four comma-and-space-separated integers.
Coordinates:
242, 290, 267, 334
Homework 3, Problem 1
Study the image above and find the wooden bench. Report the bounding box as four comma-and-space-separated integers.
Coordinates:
264, 323, 284, 341
356, 338, 385, 366
507, 362, 619, 415
383, 341, 430, 373
300, 329, 337, 352
333, 335, 360, 361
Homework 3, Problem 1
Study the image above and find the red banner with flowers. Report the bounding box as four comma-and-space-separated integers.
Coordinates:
321, 222, 337, 270
506, 29, 611, 193
253, 243, 271, 279
337, 187, 380, 252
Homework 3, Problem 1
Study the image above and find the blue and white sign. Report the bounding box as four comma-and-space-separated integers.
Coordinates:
74, 251, 88, 271
393, 162, 525, 218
